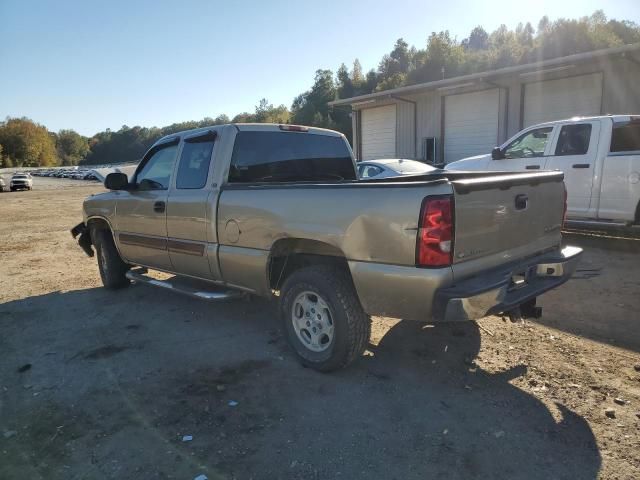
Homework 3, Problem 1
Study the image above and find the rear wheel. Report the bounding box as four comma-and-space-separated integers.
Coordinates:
280, 264, 371, 372
93, 229, 130, 289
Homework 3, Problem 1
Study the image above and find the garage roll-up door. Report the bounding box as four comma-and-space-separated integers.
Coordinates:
444, 89, 499, 164
523, 73, 602, 127
361, 105, 396, 160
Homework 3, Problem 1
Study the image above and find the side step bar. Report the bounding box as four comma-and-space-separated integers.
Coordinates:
125, 269, 244, 302
565, 219, 634, 229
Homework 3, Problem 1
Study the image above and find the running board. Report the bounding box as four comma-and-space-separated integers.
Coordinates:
565, 219, 633, 229
125, 270, 244, 301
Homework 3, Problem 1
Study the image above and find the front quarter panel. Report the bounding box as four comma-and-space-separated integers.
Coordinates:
83, 191, 118, 225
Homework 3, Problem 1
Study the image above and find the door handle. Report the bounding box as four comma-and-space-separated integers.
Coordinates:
525, 165, 540, 170
572, 163, 590, 169
153, 201, 166, 213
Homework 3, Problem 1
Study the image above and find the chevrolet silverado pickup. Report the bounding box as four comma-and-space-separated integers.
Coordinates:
447, 115, 640, 229
72, 123, 582, 371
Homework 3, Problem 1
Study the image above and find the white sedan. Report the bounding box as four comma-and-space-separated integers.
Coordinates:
357, 159, 436, 180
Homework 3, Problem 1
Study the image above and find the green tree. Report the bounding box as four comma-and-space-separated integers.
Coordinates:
351, 59, 364, 84
57, 129, 89, 165
291, 69, 336, 127
253, 98, 290, 124
0, 117, 58, 167
336, 63, 354, 99
463, 26, 489, 50
516, 22, 535, 48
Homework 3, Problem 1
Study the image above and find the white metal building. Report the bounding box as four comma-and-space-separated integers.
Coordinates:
329, 44, 640, 165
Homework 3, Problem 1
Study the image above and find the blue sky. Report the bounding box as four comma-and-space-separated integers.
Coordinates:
1, 0, 639, 136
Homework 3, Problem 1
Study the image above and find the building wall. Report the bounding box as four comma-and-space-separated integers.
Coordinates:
602, 56, 640, 114
351, 52, 640, 163
396, 101, 416, 158
414, 92, 441, 160
351, 110, 359, 159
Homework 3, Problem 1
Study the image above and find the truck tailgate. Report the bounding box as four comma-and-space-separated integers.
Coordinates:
450, 171, 565, 281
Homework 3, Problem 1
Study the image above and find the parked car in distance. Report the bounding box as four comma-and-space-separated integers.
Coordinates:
357, 158, 436, 179
446, 115, 640, 228
10, 172, 33, 191
0, 176, 6, 192
72, 123, 581, 372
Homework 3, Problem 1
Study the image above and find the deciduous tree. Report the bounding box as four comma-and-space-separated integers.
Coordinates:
0, 117, 58, 167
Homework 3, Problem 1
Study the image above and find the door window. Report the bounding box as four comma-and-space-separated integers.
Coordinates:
135, 144, 178, 190
503, 127, 553, 159
176, 132, 215, 189
610, 121, 640, 153
555, 124, 592, 156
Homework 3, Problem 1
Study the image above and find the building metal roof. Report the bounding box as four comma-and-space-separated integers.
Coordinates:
329, 43, 640, 107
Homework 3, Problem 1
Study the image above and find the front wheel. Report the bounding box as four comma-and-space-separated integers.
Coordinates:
92, 229, 130, 289
280, 264, 371, 372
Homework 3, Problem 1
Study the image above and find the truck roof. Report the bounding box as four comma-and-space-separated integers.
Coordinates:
531, 114, 640, 128
153, 123, 344, 147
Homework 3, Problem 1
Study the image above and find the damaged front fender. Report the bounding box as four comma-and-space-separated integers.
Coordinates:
70, 222, 94, 257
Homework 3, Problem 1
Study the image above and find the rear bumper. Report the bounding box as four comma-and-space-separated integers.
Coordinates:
433, 246, 582, 321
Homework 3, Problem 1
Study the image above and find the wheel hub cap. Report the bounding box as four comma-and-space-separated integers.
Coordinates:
291, 291, 334, 352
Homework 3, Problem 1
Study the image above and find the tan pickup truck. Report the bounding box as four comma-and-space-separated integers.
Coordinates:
72, 123, 582, 371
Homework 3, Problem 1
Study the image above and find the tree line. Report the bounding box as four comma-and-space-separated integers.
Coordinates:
1, 10, 638, 168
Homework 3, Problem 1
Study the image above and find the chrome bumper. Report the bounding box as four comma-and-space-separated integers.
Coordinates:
433, 246, 583, 322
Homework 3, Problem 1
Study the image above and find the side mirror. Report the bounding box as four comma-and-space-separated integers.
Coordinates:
104, 172, 129, 190
491, 146, 505, 160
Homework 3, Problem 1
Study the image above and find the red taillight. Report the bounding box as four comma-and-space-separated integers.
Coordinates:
416, 195, 454, 267
562, 183, 568, 227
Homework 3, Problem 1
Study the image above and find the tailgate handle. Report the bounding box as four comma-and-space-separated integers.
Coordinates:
525, 165, 540, 170
515, 194, 528, 210
572, 163, 590, 169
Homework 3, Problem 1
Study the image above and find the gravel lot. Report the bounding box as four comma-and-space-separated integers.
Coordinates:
1, 178, 639, 479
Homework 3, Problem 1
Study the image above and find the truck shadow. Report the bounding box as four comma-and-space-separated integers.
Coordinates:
0, 287, 601, 480
358, 320, 601, 479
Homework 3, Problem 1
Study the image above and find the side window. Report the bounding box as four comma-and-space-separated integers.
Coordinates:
555, 124, 592, 156
229, 131, 355, 183
135, 144, 178, 190
503, 127, 553, 159
359, 165, 383, 178
176, 132, 215, 189
610, 121, 640, 153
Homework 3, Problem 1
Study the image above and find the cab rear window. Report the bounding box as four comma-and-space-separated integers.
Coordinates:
228, 131, 355, 183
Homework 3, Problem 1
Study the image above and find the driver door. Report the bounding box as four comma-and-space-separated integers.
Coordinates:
486, 126, 556, 171
543, 121, 600, 218
114, 139, 180, 271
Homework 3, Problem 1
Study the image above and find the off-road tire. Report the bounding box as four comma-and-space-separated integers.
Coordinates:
280, 264, 371, 372
93, 229, 130, 289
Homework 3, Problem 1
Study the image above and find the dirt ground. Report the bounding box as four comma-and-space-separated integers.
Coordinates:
1, 178, 639, 480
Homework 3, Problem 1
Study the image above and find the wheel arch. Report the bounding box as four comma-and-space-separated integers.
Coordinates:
267, 238, 351, 291
86, 215, 113, 233
86, 216, 127, 260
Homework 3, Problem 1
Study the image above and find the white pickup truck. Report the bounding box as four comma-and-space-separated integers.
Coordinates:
447, 115, 640, 228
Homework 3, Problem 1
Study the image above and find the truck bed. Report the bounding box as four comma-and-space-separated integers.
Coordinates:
217, 170, 566, 311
